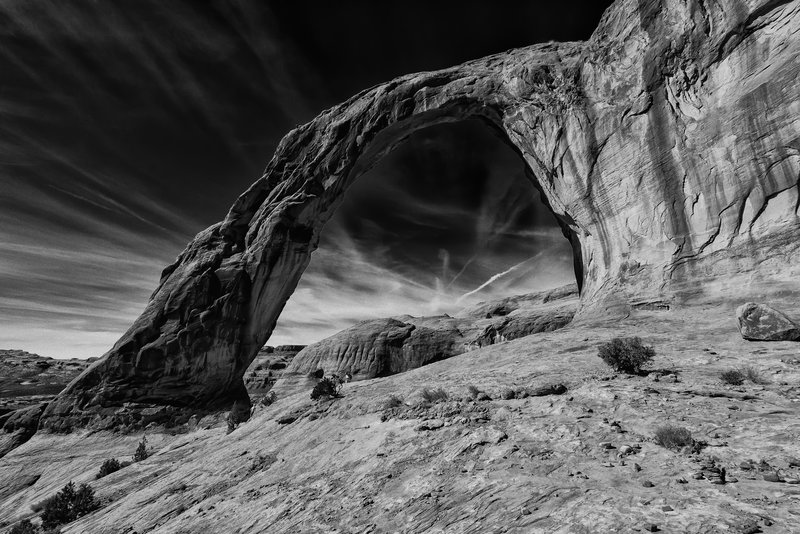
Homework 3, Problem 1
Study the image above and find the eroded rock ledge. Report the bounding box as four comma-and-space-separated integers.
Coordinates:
39, 0, 800, 430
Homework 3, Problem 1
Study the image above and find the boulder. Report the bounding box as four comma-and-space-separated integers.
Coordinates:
736, 303, 800, 341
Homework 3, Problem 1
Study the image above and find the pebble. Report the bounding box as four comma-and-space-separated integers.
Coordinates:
643, 523, 659, 532
661, 505, 673, 512
521, 507, 531, 515
619, 445, 632, 455
642, 480, 655, 487
633, 463, 642, 472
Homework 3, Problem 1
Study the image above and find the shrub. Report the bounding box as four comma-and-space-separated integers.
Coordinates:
742, 366, 769, 385
382, 394, 404, 410
597, 337, 655, 374
720, 369, 745, 386
133, 436, 148, 462
310, 376, 342, 400
420, 387, 449, 404
96, 458, 121, 479
260, 391, 277, 406
40, 481, 99, 530
10, 519, 37, 534
653, 425, 693, 450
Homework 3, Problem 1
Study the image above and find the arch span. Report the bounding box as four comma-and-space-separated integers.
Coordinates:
41, 0, 800, 428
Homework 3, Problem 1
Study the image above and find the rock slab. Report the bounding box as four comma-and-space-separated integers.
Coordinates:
736, 303, 800, 341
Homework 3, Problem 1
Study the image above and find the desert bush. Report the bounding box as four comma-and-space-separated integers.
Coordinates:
720, 369, 745, 385
420, 387, 449, 404
9, 519, 37, 534
382, 394, 404, 410
742, 366, 769, 385
653, 425, 693, 450
96, 458, 121, 479
310, 376, 342, 400
597, 337, 655, 374
260, 391, 277, 406
133, 436, 148, 462
40, 481, 98, 530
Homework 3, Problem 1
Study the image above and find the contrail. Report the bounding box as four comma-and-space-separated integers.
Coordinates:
455, 253, 542, 304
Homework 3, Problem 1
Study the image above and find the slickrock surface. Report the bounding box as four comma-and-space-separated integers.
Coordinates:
2, 307, 800, 533
272, 285, 577, 397
38, 0, 800, 427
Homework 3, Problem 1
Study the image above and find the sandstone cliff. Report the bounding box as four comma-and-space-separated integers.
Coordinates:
39, 0, 800, 429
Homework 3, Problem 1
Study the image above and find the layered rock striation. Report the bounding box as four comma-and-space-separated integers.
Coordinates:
40, 0, 800, 429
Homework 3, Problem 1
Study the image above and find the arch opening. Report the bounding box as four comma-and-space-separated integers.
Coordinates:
268, 118, 579, 349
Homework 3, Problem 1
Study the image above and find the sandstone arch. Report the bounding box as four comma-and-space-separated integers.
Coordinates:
42, 0, 800, 429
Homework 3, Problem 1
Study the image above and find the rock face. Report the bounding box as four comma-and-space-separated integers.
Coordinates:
40, 0, 800, 429
272, 286, 578, 397
243, 345, 304, 395
736, 302, 800, 341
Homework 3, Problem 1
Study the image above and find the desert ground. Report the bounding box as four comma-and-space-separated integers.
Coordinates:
2, 302, 799, 533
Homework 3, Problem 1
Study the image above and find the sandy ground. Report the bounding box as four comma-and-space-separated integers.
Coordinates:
1, 304, 799, 533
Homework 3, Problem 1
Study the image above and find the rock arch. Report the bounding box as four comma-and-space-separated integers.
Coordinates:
41, 0, 800, 429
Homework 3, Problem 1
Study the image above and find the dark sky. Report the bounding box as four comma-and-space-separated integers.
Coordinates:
0, 0, 614, 358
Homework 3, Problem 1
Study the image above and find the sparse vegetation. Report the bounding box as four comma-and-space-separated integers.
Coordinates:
133, 436, 148, 462
9, 519, 37, 534
597, 337, 655, 375
653, 425, 694, 450
382, 394, 404, 410
420, 387, 449, 404
260, 391, 277, 406
39, 481, 99, 530
310, 376, 342, 400
720, 369, 745, 385
720, 366, 769, 386
742, 366, 769, 385
96, 458, 121, 479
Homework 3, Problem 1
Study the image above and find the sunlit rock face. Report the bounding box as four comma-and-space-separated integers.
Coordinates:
40, 0, 800, 429
271, 285, 578, 398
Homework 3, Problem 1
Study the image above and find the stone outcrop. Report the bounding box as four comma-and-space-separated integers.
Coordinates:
272, 285, 578, 397
40, 0, 800, 429
736, 302, 800, 341
243, 345, 304, 395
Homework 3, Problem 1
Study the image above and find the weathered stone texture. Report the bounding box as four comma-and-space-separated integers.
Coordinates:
737, 302, 800, 341
40, 0, 800, 428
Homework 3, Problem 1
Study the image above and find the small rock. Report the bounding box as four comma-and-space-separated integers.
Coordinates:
476, 392, 492, 402
600, 442, 615, 450
276, 415, 297, 425
739, 461, 753, 470
661, 505, 673, 512
633, 463, 642, 472
763, 473, 783, 482
642, 480, 655, 487
619, 445, 633, 455
416, 419, 445, 431
643, 523, 659, 532
676, 477, 687, 484
784, 477, 800, 484
692, 472, 704, 480
521, 507, 531, 515
727, 477, 738, 483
